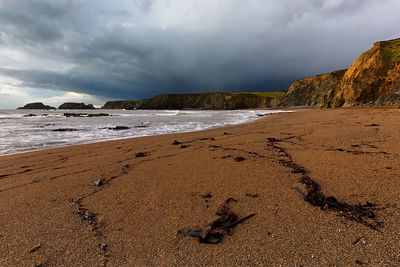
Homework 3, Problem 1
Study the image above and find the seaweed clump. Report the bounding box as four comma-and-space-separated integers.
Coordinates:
178, 198, 256, 244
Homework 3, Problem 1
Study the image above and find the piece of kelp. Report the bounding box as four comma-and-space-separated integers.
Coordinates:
135, 152, 149, 157
178, 198, 256, 244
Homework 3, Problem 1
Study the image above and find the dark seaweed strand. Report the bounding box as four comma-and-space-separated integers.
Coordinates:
267, 138, 383, 232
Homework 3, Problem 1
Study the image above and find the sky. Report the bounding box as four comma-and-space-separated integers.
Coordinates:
0, 0, 400, 108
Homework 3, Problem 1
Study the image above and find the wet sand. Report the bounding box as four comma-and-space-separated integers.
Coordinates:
1, 108, 400, 266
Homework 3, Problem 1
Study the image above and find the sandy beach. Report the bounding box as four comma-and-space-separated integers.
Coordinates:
1, 108, 400, 266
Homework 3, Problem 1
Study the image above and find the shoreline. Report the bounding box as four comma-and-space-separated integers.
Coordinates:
0, 109, 291, 157
1, 108, 400, 266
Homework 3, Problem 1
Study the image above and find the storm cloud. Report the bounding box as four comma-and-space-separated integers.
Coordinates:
0, 0, 400, 107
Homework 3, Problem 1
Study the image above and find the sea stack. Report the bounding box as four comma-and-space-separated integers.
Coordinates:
58, 102, 95, 109
17, 102, 56, 110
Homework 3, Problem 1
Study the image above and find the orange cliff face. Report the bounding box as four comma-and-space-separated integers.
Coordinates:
276, 38, 400, 108
332, 38, 400, 107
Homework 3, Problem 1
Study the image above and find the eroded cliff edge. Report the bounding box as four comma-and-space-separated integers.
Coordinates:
276, 38, 400, 108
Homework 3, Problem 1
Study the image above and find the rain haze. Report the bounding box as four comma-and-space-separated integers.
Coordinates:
0, 0, 400, 108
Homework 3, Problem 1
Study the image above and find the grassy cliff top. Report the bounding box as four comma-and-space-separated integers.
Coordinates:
232, 91, 286, 98
150, 91, 287, 99
379, 38, 400, 65
291, 69, 347, 83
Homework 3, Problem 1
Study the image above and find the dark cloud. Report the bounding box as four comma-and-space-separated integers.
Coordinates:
0, 0, 399, 104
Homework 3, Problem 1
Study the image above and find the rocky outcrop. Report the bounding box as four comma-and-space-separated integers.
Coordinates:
276, 38, 400, 107
63, 113, 110, 117
58, 102, 95, 109
276, 70, 346, 107
103, 93, 272, 110
17, 102, 56, 110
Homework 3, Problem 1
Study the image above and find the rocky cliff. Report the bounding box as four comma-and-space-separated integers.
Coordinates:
103, 93, 272, 110
334, 38, 400, 107
276, 38, 400, 107
58, 102, 95, 109
276, 70, 346, 107
17, 102, 56, 110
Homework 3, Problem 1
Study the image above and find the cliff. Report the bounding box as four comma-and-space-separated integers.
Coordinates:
103, 92, 275, 110
276, 38, 400, 107
17, 102, 56, 110
58, 102, 95, 109
331, 38, 400, 107
276, 70, 346, 107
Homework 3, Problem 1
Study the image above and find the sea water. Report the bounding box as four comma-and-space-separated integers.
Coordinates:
0, 109, 288, 155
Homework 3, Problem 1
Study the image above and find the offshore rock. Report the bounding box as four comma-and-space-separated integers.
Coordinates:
58, 102, 95, 109
17, 102, 56, 110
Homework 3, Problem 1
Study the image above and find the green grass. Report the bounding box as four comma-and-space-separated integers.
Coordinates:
232, 91, 286, 98
381, 39, 400, 66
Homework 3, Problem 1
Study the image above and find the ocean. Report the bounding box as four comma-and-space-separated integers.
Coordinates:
0, 109, 288, 155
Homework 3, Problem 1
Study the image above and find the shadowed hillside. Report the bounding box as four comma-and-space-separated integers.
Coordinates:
103, 92, 284, 110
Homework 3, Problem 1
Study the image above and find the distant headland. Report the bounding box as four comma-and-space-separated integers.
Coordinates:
102, 92, 284, 110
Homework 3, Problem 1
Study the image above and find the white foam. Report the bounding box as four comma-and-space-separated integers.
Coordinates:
0, 109, 292, 155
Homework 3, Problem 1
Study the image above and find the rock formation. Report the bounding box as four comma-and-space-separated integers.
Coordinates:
276, 70, 346, 107
17, 102, 56, 110
58, 102, 95, 109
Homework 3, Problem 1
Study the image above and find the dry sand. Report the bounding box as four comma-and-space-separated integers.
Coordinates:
1, 108, 400, 266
